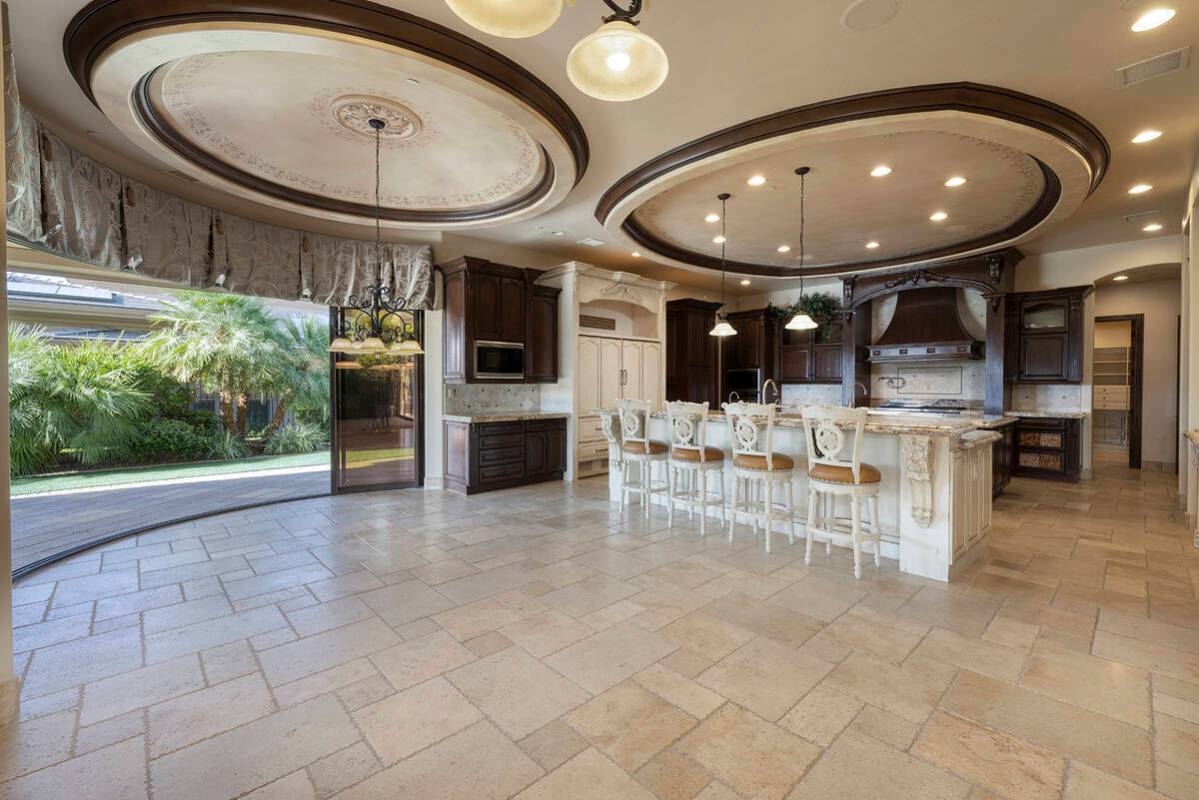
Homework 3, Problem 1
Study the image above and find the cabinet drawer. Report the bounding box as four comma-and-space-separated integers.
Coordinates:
577, 416, 605, 441
479, 462, 525, 483
476, 421, 523, 437
577, 440, 610, 460
478, 432, 524, 450
1094, 399, 1129, 410
479, 445, 524, 466
1017, 430, 1065, 449
528, 418, 566, 432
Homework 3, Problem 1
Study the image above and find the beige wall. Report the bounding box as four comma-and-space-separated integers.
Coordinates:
1094, 320, 1131, 348
1016, 236, 1184, 291
1094, 279, 1181, 468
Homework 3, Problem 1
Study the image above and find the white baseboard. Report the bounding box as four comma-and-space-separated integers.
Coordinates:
424, 477, 445, 491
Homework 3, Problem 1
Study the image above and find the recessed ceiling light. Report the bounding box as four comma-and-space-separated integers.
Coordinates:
740, 279, 752, 286
929, 211, 948, 222
1132, 129, 1162, 143
870, 165, 892, 177
1143, 223, 1163, 232
865, 241, 880, 249
631, 251, 642, 257
1113, 275, 1130, 281
713, 235, 727, 244
406, 78, 421, 85
1128, 183, 1153, 194
550, 230, 565, 236
747, 175, 767, 186
705, 213, 720, 223
1132, 8, 1176, 32
945, 176, 967, 187
777, 245, 791, 253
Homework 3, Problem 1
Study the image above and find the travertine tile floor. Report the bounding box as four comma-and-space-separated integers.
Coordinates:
2, 464, 1197, 799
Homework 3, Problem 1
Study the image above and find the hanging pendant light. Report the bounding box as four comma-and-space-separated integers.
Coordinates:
785, 166, 819, 332
445, 0, 564, 38
567, 14, 669, 102
709, 193, 737, 338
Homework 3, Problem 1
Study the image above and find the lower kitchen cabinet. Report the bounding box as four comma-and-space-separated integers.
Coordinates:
1011, 417, 1081, 482
991, 420, 1015, 497
444, 418, 567, 494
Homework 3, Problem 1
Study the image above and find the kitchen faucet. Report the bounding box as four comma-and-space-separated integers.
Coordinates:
728, 391, 741, 404
852, 382, 868, 406
762, 379, 780, 405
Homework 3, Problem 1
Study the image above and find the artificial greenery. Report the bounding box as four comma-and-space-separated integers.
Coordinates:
765, 291, 842, 322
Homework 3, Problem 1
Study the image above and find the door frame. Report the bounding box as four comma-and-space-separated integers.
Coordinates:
329, 308, 426, 494
1095, 313, 1143, 470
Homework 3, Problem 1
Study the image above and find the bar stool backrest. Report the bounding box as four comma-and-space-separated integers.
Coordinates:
722, 401, 779, 469
801, 404, 867, 482
616, 399, 652, 448
665, 401, 711, 461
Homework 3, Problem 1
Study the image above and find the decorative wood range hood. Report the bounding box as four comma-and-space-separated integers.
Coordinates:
867, 287, 984, 363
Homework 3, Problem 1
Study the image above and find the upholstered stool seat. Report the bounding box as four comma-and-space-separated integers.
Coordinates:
672, 445, 725, 463
665, 402, 727, 536
623, 440, 668, 456
733, 452, 794, 471
808, 462, 881, 484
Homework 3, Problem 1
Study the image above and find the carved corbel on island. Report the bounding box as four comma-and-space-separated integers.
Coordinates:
900, 435, 935, 527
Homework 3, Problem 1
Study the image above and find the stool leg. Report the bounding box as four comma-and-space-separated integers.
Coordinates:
851, 494, 862, 580
667, 464, 677, 528
805, 488, 817, 566
764, 480, 773, 555
825, 493, 832, 556
699, 469, 708, 537
728, 475, 739, 542
786, 478, 796, 545
643, 461, 651, 520
620, 459, 629, 513
718, 470, 727, 527
870, 494, 881, 568
688, 471, 695, 521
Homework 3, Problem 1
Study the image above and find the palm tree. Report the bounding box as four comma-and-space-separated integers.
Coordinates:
262, 315, 330, 438
142, 292, 281, 437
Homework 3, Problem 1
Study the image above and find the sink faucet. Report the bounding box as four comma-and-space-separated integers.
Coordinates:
852, 382, 868, 406
762, 379, 780, 405
728, 391, 741, 404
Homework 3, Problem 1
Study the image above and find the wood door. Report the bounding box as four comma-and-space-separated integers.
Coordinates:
641, 341, 662, 408
779, 347, 811, 382
621, 340, 643, 401
577, 337, 601, 413
499, 276, 527, 342
813, 345, 842, 382
524, 430, 548, 477
525, 288, 558, 382
600, 338, 623, 408
1019, 333, 1069, 381
471, 272, 502, 342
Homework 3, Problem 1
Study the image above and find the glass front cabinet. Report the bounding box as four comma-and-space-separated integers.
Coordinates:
1006, 286, 1091, 383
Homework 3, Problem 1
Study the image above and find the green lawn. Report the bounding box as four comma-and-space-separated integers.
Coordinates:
11, 452, 330, 497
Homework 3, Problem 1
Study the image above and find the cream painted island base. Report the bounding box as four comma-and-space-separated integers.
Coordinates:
597, 409, 1005, 582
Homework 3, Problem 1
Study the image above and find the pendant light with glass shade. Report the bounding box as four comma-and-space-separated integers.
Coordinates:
446, 0, 668, 102
709, 193, 737, 338
328, 118, 425, 358
785, 166, 819, 332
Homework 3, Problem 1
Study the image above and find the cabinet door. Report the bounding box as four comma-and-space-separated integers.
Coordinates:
525, 290, 557, 382
546, 425, 567, 474
577, 337, 601, 413
524, 430, 548, 477
621, 340, 643, 401
1019, 332, 1069, 381
813, 345, 842, 382
641, 341, 662, 408
736, 318, 761, 368
778, 347, 811, 382
499, 276, 527, 342
472, 272, 502, 341
600, 339, 623, 409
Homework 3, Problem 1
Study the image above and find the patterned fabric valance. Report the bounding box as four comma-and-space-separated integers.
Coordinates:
2, 16, 433, 309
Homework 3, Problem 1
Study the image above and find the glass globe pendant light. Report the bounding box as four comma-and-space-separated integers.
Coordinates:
567, 2, 668, 101
709, 193, 737, 338
785, 166, 819, 332
445, 0, 564, 38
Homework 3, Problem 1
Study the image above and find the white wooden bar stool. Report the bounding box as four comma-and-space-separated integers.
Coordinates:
617, 399, 669, 519
723, 402, 798, 554
665, 401, 726, 536
801, 405, 882, 579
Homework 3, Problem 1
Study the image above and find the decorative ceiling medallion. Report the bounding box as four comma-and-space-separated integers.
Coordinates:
596, 83, 1108, 278
330, 95, 423, 143
64, 0, 589, 229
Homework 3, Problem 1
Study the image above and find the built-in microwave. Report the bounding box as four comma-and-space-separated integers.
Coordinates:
475, 341, 525, 380
726, 367, 762, 402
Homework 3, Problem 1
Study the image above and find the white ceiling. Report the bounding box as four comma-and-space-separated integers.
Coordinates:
9, 0, 1199, 293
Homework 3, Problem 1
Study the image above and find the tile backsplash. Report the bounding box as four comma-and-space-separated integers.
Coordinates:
781, 383, 842, 406
870, 362, 985, 402
1009, 384, 1083, 412
444, 384, 542, 415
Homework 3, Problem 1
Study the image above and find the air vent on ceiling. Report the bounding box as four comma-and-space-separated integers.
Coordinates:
1117, 46, 1190, 87
1123, 210, 1160, 224
576, 237, 605, 247
164, 169, 199, 183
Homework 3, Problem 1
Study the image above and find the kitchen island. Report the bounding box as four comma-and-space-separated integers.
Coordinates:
596, 407, 1010, 582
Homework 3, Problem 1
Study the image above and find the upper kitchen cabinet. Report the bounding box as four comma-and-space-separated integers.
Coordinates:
440, 256, 559, 384
779, 319, 843, 384
1006, 286, 1091, 383
665, 299, 721, 405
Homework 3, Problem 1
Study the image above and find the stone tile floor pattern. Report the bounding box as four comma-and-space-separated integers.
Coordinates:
1, 463, 1197, 799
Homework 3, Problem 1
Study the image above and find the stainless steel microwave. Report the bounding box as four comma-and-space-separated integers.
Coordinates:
475, 341, 525, 380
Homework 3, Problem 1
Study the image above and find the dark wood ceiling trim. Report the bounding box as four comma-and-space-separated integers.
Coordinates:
63, 0, 589, 192
622, 159, 1059, 279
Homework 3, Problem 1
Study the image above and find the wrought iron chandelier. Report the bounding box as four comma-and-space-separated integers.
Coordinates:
328, 118, 424, 357
709, 193, 736, 337
785, 166, 819, 332
446, 0, 668, 102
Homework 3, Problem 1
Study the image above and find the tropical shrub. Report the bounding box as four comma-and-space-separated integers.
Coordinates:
265, 421, 328, 455
132, 418, 211, 463
207, 430, 251, 461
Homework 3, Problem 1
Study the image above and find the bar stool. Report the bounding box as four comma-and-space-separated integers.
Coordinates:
665, 401, 726, 536
801, 405, 882, 579
617, 399, 669, 519
723, 402, 798, 554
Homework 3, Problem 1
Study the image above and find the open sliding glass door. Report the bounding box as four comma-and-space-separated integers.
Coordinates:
329, 308, 424, 493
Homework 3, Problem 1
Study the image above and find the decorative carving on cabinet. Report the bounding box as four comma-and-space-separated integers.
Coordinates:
985, 254, 1004, 284
901, 435, 935, 528
883, 270, 948, 291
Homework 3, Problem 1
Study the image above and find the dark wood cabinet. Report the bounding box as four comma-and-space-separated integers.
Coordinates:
444, 417, 567, 494
1011, 416, 1081, 482
721, 309, 778, 399
991, 420, 1015, 497
1006, 287, 1090, 383
779, 320, 843, 384
440, 257, 558, 384
665, 299, 721, 405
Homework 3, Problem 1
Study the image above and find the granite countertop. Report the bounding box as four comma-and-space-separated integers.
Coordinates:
1184, 430, 1199, 445
442, 411, 571, 423
1005, 410, 1087, 419
593, 407, 998, 436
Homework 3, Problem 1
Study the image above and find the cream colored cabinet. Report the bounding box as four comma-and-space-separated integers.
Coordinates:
640, 341, 663, 408
576, 335, 664, 477
621, 340, 643, 402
